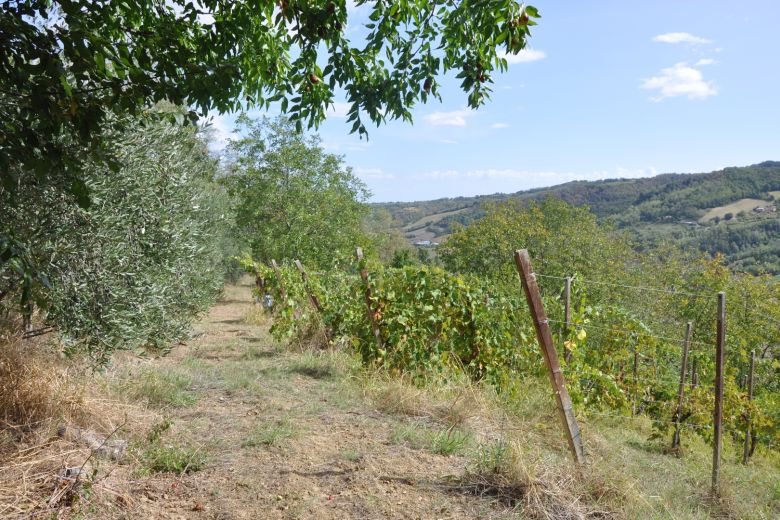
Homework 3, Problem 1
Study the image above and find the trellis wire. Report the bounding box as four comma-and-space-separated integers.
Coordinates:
564, 369, 717, 392
545, 318, 712, 347
534, 273, 709, 299
583, 410, 776, 445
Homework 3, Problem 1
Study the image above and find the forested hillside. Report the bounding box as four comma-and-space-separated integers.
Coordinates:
378, 162, 780, 274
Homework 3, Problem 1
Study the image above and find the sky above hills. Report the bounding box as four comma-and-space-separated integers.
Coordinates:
206, 0, 780, 202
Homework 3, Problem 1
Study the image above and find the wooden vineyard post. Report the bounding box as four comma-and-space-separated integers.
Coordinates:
563, 276, 572, 363
254, 270, 265, 305
514, 250, 586, 465
742, 350, 755, 465
294, 260, 324, 314
356, 247, 384, 352
712, 291, 726, 495
271, 259, 300, 318
270, 259, 287, 303
672, 322, 693, 451
294, 259, 330, 344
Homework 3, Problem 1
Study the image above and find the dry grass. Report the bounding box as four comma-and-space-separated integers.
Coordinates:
462, 439, 594, 519
0, 341, 86, 437
0, 340, 157, 518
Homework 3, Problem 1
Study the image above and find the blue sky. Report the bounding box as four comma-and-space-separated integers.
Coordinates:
206, 0, 780, 202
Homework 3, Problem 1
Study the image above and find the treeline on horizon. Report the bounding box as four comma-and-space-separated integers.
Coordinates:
376, 161, 780, 274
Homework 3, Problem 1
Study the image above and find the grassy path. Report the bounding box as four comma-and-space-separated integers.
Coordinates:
21, 279, 771, 519
125, 281, 513, 519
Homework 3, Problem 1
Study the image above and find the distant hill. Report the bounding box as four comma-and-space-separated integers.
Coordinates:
375, 162, 780, 274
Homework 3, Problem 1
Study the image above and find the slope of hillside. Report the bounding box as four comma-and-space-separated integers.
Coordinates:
376, 162, 780, 274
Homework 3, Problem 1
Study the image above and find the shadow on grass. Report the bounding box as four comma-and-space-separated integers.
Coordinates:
243, 348, 280, 360
289, 365, 334, 380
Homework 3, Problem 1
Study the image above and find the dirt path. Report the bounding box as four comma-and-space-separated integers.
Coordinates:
129, 282, 515, 520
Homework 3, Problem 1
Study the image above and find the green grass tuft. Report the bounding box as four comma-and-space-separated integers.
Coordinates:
390, 422, 472, 456
139, 443, 206, 475
243, 418, 297, 448
122, 368, 197, 408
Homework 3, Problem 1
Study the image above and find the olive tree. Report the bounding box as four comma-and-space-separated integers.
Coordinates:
1, 113, 234, 362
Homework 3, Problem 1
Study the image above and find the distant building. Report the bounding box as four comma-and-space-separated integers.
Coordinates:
414, 240, 431, 247
754, 206, 765, 213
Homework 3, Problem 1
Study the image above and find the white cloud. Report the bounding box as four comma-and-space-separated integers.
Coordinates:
200, 114, 233, 153
652, 32, 712, 44
641, 62, 717, 101
695, 58, 717, 66
354, 167, 395, 180
438, 139, 458, 144
490, 123, 509, 129
499, 48, 546, 64
327, 102, 351, 118
423, 110, 471, 127
615, 166, 657, 178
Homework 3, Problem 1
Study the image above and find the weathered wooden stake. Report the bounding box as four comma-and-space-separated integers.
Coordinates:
294, 260, 324, 314
254, 272, 265, 305
672, 322, 693, 451
514, 249, 586, 465
270, 259, 287, 303
356, 247, 384, 351
294, 259, 330, 345
563, 276, 572, 363
742, 350, 755, 465
712, 291, 726, 495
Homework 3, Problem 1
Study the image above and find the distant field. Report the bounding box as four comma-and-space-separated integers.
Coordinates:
698, 198, 769, 222
405, 228, 438, 242
770, 190, 780, 199
402, 206, 471, 232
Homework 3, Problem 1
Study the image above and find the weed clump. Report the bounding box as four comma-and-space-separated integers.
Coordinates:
120, 368, 196, 408
242, 417, 297, 448
137, 418, 205, 475
463, 440, 617, 519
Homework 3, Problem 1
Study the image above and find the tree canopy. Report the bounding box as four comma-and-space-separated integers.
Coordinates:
224, 115, 370, 268
1, 0, 540, 197
439, 198, 636, 286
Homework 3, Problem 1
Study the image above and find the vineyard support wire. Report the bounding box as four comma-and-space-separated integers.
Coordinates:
581, 410, 775, 444
545, 318, 712, 347
534, 273, 711, 299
